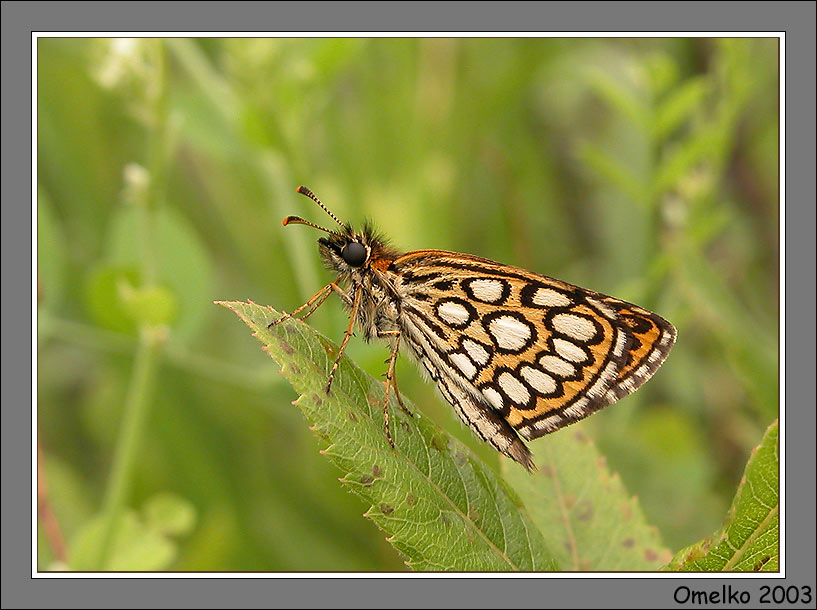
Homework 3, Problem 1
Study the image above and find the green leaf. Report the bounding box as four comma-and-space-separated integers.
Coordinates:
106, 206, 212, 339
651, 76, 709, 141
37, 190, 68, 308
143, 492, 197, 537
677, 243, 777, 415
666, 419, 778, 572
502, 427, 671, 570
217, 300, 558, 571
584, 66, 651, 133
84, 265, 141, 334
652, 127, 720, 197
119, 283, 177, 327
70, 511, 176, 571
644, 52, 680, 97
69, 492, 196, 571
577, 143, 650, 208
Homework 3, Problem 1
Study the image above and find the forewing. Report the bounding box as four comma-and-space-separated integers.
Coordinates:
388, 250, 676, 447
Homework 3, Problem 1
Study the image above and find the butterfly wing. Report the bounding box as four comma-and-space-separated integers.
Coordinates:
384, 250, 676, 468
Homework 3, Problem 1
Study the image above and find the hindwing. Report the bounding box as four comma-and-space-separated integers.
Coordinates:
383, 250, 676, 467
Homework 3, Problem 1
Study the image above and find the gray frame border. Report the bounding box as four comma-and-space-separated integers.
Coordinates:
5, 1, 815, 608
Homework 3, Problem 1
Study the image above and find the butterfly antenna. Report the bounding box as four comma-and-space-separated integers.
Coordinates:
282, 215, 346, 239
296, 186, 350, 232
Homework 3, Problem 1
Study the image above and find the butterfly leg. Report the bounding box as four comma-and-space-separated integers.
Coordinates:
377, 329, 413, 419
391, 368, 413, 418
325, 288, 362, 393
328, 282, 353, 307
267, 283, 334, 328
380, 332, 403, 449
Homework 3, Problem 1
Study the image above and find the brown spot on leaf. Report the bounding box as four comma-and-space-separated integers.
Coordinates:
359, 475, 374, 486
715, 532, 727, 545
575, 500, 593, 522
644, 549, 658, 562
279, 341, 294, 355
620, 502, 632, 521
621, 538, 635, 548
320, 339, 338, 356
753, 555, 771, 571
348, 411, 357, 422
372, 465, 382, 478
288, 365, 301, 376
380, 503, 394, 515
430, 435, 447, 452
539, 465, 554, 478
574, 430, 588, 443
406, 494, 416, 506
311, 394, 323, 407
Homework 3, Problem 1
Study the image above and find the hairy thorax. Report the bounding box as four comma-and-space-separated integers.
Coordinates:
347, 272, 401, 343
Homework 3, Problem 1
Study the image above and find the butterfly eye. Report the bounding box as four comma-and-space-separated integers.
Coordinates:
341, 242, 367, 267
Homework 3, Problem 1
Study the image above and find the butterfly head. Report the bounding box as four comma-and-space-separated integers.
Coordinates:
283, 186, 394, 276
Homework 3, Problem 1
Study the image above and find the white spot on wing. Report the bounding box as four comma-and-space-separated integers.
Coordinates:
564, 403, 587, 418
462, 339, 490, 366
437, 301, 470, 326
534, 414, 563, 431
580, 360, 618, 404
449, 352, 477, 380
519, 365, 557, 395
482, 387, 504, 411
532, 288, 571, 307
538, 354, 576, 378
553, 338, 588, 363
613, 329, 628, 356
551, 313, 598, 342
469, 279, 505, 303
488, 315, 532, 351
498, 371, 530, 405
586, 297, 617, 319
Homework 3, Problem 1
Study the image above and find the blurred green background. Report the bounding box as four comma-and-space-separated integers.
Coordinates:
37, 37, 778, 571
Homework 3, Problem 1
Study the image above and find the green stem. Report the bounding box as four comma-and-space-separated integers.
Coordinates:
94, 327, 163, 569
92, 40, 172, 570
138, 41, 169, 285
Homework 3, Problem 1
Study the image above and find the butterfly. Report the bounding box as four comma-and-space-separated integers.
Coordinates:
270, 186, 676, 471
